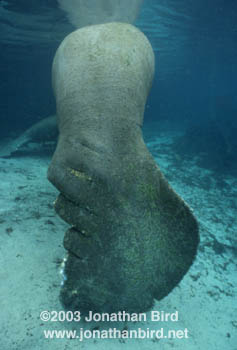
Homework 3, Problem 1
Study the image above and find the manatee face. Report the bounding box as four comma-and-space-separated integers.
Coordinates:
48, 22, 199, 314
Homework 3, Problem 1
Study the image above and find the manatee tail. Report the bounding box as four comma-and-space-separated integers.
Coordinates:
0, 132, 31, 158
0, 115, 57, 158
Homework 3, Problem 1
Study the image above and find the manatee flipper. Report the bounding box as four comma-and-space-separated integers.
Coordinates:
48, 23, 199, 314
0, 115, 57, 158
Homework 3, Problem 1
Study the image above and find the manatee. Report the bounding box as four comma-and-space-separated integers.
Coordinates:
47, 22, 199, 314
0, 115, 57, 158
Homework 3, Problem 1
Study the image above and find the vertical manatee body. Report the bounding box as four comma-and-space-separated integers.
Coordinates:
48, 22, 199, 313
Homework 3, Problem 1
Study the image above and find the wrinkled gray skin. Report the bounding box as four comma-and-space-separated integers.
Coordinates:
48, 22, 199, 314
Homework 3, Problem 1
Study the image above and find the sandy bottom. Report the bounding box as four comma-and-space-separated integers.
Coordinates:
0, 130, 236, 350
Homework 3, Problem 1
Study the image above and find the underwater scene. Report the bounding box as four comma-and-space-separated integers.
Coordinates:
0, 1, 236, 349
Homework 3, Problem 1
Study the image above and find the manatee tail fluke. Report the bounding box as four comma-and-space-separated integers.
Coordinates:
0, 115, 57, 158
0, 133, 31, 158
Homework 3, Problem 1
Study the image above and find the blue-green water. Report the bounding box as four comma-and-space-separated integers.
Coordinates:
0, 1, 236, 349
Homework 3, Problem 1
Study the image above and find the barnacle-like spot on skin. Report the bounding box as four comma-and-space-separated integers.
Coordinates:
69, 168, 92, 181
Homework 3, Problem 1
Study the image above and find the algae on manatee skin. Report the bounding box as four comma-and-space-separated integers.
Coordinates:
138, 182, 159, 207
69, 168, 92, 181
